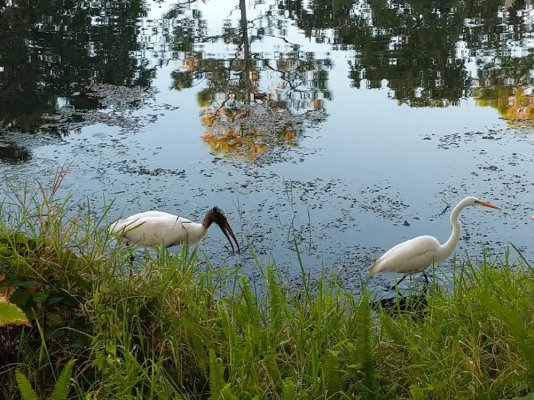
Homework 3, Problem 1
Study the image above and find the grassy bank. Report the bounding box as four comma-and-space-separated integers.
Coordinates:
0, 178, 533, 399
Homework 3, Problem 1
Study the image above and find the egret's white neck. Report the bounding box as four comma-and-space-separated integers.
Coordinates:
435, 199, 470, 263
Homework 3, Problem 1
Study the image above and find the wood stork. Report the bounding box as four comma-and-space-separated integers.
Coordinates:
109, 206, 240, 254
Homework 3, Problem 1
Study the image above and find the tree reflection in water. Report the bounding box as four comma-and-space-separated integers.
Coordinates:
169, 0, 331, 160
279, 0, 534, 121
0, 0, 153, 135
2, 0, 534, 154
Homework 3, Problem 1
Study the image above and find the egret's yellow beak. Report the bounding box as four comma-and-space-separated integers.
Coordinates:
476, 200, 501, 210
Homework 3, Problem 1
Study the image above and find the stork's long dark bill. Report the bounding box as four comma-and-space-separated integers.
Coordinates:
476, 200, 501, 210
217, 220, 241, 254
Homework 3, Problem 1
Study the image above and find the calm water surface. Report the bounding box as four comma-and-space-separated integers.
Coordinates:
1, 0, 533, 290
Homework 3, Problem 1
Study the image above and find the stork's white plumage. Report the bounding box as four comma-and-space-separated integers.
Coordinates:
109, 206, 240, 253
368, 196, 500, 288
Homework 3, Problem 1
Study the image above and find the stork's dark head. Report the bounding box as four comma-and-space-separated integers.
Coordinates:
203, 207, 240, 254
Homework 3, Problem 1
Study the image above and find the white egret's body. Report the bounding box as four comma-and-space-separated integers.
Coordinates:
109, 207, 240, 253
368, 196, 500, 285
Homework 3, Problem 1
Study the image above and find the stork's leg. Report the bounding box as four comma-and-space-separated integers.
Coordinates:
389, 274, 407, 291
126, 242, 135, 275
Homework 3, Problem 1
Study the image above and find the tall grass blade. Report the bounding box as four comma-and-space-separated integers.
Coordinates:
510, 242, 532, 271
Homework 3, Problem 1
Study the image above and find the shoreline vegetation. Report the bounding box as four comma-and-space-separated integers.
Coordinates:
1, 172, 533, 399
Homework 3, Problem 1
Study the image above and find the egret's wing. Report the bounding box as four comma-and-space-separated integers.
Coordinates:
369, 235, 440, 275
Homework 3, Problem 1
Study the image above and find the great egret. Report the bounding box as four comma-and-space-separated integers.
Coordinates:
109, 206, 240, 254
368, 196, 500, 288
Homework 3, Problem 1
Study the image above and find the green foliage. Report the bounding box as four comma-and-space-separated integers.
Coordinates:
375, 260, 534, 398
480, 293, 534, 387
50, 359, 75, 400
16, 359, 74, 400
209, 349, 228, 399
351, 291, 378, 398
281, 377, 297, 399
511, 394, 534, 400
409, 384, 435, 400
15, 371, 39, 400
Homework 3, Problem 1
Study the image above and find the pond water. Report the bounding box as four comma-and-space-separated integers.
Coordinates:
1, 0, 533, 291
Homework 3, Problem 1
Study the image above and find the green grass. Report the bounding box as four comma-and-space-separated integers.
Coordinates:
0, 173, 533, 399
